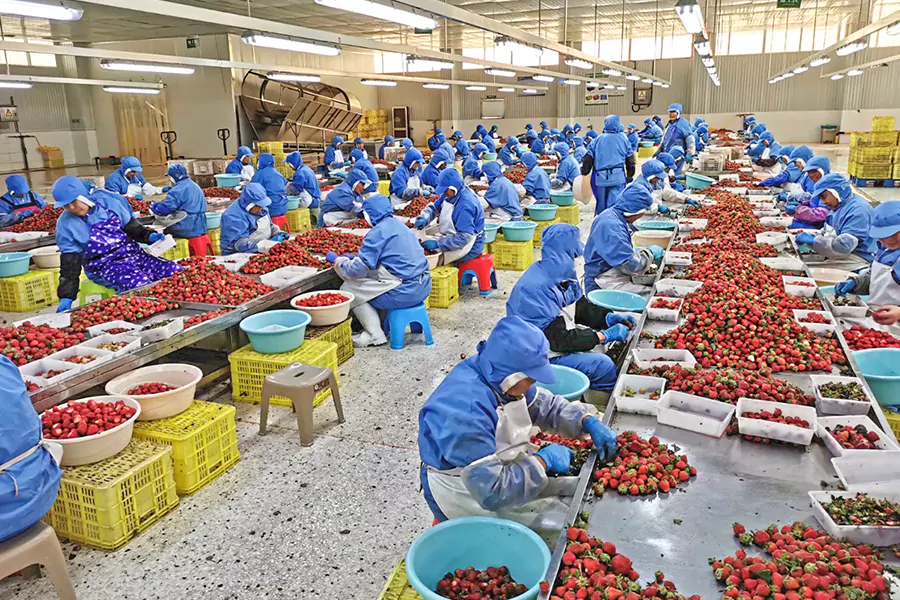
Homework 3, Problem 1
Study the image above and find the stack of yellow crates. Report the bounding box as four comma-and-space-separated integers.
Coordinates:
353, 109, 389, 140
848, 118, 899, 181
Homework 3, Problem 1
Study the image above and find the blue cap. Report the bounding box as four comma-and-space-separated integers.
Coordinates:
5, 174, 29, 195
240, 182, 271, 208
52, 175, 87, 207
870, 201, 900, 239
121, 155, 143, 173
642, 159, 667, 179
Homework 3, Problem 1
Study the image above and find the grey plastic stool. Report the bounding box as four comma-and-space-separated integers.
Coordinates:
0, 522, 76, 600
258, 362, 344, 446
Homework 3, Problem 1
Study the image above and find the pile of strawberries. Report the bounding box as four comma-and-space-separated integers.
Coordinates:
503, 167, 528, 185
3, 206, 62, 233
651, 298, 681, 310
435, 566, 527, 599
843, 326, 900, 350
203, 187, 241, 199
70, 296, 176, 331
531, 432, 593, 477
342, 218, 372, 229
826, 424, 881, 450
719, 522, 888, 599
127, 196, 151, 214
293, 292, 349, 307
369, 158, 393, 168
592, 432, 696, 497
293, 228, 363, 255
0, 323, 84, 365
140, 260, 273, 304
42, 398, 137, 439
395, 196, 432, 218
739, 407, 811, 435
539, 157, 559, 167
799, 312, 831, 324
127, 382, 178, 395
185, 308, 233, 329
240, 242, 324, 275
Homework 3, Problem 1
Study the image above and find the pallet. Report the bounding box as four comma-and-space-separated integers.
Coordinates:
850, 176, 897, 188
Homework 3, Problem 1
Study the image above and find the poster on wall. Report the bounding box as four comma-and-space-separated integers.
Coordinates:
584, 92, 609, 106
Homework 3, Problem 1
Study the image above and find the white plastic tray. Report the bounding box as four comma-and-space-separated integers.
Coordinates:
736, 397, 817, 446
760, 256, 805, 271
657, 390, 736, 438
44, 345, 114, 373
824, 293, 869, 318
817, 415, 900, 457
782, 275, 817, 298
756, 232, 789, 248
718, 174, 739, 182
792, 309, 837, 336
80, 334, 142, 358
86, 320, 142, 338
654, 278, 702, 297
832, 454, 900, 492
678, 218, 707, 232
753, 209, 781, 218
632, 349, 697, 369
747, 189, 774, 196
810, 375, 872, 416
723, 186, 747, 195
14, 312, 71, 329
0, 231, 49, 243
140, 316, 185, 344
19, 358, 79, 387
759, 216, 794, 228
808, 490, 900, 546
146, 234, 176, 257
748, 199, 777, 209
212, 253, 252, 273
665, 251, 692, 266
259, 265, 319, 288
612, 375, 666, 416
647, 296, 683, 322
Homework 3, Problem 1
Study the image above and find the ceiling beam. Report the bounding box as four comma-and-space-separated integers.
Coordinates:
821, 51, 900, 78
0, 74, 165, 88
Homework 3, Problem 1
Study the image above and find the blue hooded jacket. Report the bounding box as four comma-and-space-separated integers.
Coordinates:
419, 169, 485, 262
812, 173, 876, 261
455, 137, 471, 158
54, 179, 135, 255
761, 143, 811, 187
105, 156, 147, 195
626, 125, 639, 154
659, 103, 696, 155
378, 135, 395, 160
463, 144, 488, 180
401, 138, 413, 150
250, 153, 288, 217
572, 136, 587, 163
349, 149, 379, 194
521, 152, 551, 202
427, 129, 443, 152
0, 174, 45, 216
318, 169, 369, 226
498, 137, 520, 167
285, 151, 321, 208
482, 162, 522, 219
587, 115, 632, 188
554, 143, 579, 187
422, 148, 450, 188
390, 148, 424, 198
323, 135, 345, 168
150, 163, 207, 238
226, 146, 253, 175
220, 183, 275, 255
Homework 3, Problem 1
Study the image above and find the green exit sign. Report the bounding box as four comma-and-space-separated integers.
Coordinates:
777, 0, 801, 7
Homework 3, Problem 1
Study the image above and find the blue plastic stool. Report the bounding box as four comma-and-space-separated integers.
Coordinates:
458, 254, 497, 296
383, 303, 434, 350
78, 279, 115, 306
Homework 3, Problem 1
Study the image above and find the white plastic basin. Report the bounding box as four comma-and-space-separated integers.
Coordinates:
291, 291, 355, 326
104, 364, 202, 421
44, 396, 141, 466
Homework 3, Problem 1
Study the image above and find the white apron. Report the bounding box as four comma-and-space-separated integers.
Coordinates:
0, 439, 62, 483
784, 181, 803, 196
864, 261, 900, 309
126, 181, 143, 198
335, 261, 402, 309
485, 207, 514, 223
426, 395, 571, 541
323, 210, 359, 227
590, 266, 648, 295
249, 214, 274, 248
149, 211, 188, 232
241, 163, 256, 183
438, 198, 477, 264
333, 149, 344, 166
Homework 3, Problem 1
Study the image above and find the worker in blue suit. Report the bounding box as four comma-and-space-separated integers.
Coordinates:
250, 153, 289, 229
657, 103, 696, 162
323, 136, 346, 172
284, 151, 321, 209
584, 128, 598, 143
353, 137, 368, 160
638, 118, 652, 138
550, 142, 579, 191
349, 149, 379, 195
428, 129, 444, 152
581, 115, 632, 216
219, 182, 287, 255
149, 164, 207, 240
835, 201, 900, 311
794, 173, 876, 263
521, 152, 551, 205
327, 194, 431, 348
105, 156, 163, 198
761, 145, 812, 196
480, 162, 523, 222
400, 138, 414, 150
378, 135, 396, 160
318, 169, 371, 227
389, 147, 425, 205
226, 145, 256, 182
571, 136, 587, 163
417, 315, 615, 537
415, 168, 485, 265
463, 143, 488, 183
0, 174, 45, 228
526, 129, 544, 155
453, 131, 471, 159
498, 137, 521, 167
421, 148, 450, 189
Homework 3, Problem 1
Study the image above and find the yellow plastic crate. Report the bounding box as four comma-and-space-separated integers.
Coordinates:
306, 318, 354, 365
287, 208, 312, 234
527, 217, 561, 247
132, 401, 239, 495
883, 409, 900, 440
208, 227, 221, 255
0, 269, 57, 312
850, 147, 894, 163
378, 180, 391, 196
429, 266, 459, 308
892, 148, 900, 164
894, 164, 900, 180
851, 132, 899, 148
162, 237, 189, 261
378, 560, 422, 600
229, 340, 339, 407
557, 203, 580, 225
257, 141, 284, 154
492, 239, 534, 271
638, 146, 656, 158
44, 440, 178, 550
853, 164, 893, 180
873, 116, 896, 132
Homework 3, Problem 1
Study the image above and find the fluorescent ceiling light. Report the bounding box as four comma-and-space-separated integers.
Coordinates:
888, 21, 900, 36
361, 79, 397, 86
847, 69, 864, 77
563, 79, 581, 86
769, 78, 777, 84
652, 81, 662, 86
103, 86, 159, 94
565, 58, 592, 69
836, 40, 868, 56
100, 60, 193, 75
532, 74, 554, 82
661, 84, 669, 88
831, 73, 844, 80
0, 81, 31, 89
793, 65, 808, 74
675, 0, 705, 34
422, 83, 449, 89
485, 68, 516, 77
585, 82, 598, 90
616, 85, 627, 90
707, 67, 717, 75
465, 85, 487, 91
408, 57, 453, 70
782, 71, 794, 78
603, 84, 615, 89
494, 36, 543, 58
267, 72, 321, 82
242, 31, 340, 56
693, 37, 711, 56
314, 0, 436, 30
522, 88, 539, 94
601, 68, 622, 77
0, 0, 82, 20
498, 87, 515, 93
810, 56, 831, 67
701, 57, 714, 67
641, 78, 653, 83
625, 74, 641, 81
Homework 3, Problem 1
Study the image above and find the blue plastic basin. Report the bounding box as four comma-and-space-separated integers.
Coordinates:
214, 173, 242, 188
636, 219, 676, 231
406, 517, 550, 600
639, 141, 655, 148
286, 196, 301, 211
500, 221, 538, 242
239, 310, 311, 354
483, 153, 498, 161
527, 204, 558, 221
549, 190, 575, 206
0, 252, 32, 277
536, 365, 590, 400
587, 289, 647, 312
484, 222, 501, 244
853, 349, 900, 407
205, 212, 222, 230
686, 173, 716, 190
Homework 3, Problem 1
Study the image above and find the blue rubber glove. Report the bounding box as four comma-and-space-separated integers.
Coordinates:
422, 186, 435, 196
685, 153, 694, 163
402, 188, 419, 201
414, 216, 429, 230
583, 416, 617, 461
777, 191, 788, 202
785, 202, 798, 215
657, 204, 671, 215
606, 313, 636, 329
133, 194, 143, 201
271, 232, 290, 242
325, 251, 338, 264
56, 298, 73, 313
646, 245, 666, 262
795, 232, 816, 246
21, 209, 34, 218
686, 198, 701, 208
422, 239, 439, 251
835, 279, 857, 297
601, 323, 630, 344
534, 444, 573, 474
148, 232, 164, 243
161, 186, 172, 193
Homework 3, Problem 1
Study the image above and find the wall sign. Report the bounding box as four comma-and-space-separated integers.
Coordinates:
585, 92, 609, 106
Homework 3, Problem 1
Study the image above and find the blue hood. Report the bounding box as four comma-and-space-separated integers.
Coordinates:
778, 145, 796, 160
656, 152, 676, 172
257, 153, 275, 170
804, 156, 831, 175
434, 168, 465, 196
790, 145, 814, 165
473, 143, 488, 158
121, 155, 142, 173
668, 103, 683, 116
642, 159, 666, 180
760, 131, 775, 145
572, 136, 584, 148
5, 174, 28, 195
540, 223, 583, 281
384, 135, 395, 144
239, 182, 270, 209
237, 145, 253, 159
401, 138, 413, 149
482, 161, 503, 183
166, 163, 189, 182
403, 147, 423, 168
553, 142, 570, 159
521, 152, 539, 170
526, 130, 538, 141
362, 194, 393, 225
751, 124, 767, 136
871, 201, 900, 239
506, 137, 519, 150
670, 147, 685, 162
331, 135, 344, 147
354, 137, 364, 145
644, 118, 652, 125
604, 115, 623, 133
345, 168, 372, 191
285, 151, 304, 170
475, 316, 556, 388
350, 148, 366, 163
813, 172, 853, 204
429, 149, 449, 168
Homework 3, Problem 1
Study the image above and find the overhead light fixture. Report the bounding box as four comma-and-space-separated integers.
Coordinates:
693, 36, 711, 56
836, 40, 868, 56
522, 88, 539, 94
485, 68, 516, 77
242, 31, 340, 56
782, 71, 794, 78
625, 74, 641, 81
887, 21, 900, 36
769, 78, 777, 84
641, 78, 653, 83
870, 63, 889, 70
408, 57, 453, 70
847, 69, 864, 77
494, 36, 543, 58
465, 85, 487, 91
586, 82, 598, 90
532, 74, 554, 82
707, 67, 717, 76
0, 0, 82, 20
498, 87, 515, 93
267, 72, 321, 82
652, 81, 663, 86
103, 86, 159, 94
661, 84, 669, 88
563, 79, 582, 86
99, 59, 194, 75
0, 81, 31, 89
565, 58, 593, 69
831, 73, 845, 80
810, 56, 831, 67
701, 57, 714, 67
314, 0, 436, 30
422, 83, 449, 89
793, 65, 808, 74
361, 79, 397, 86
601, 67, 622, 77
675, 0, 705, 34
616, 85, 627, 90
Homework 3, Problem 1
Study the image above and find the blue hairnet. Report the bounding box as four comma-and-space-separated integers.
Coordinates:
257, 153, 275, 170
344, 168, 372, 190
332, 135, 344, 146
434, 168, 465, 196
520, 152, 539, 170
475, 316, 556, 387
166, 163, 189, 182
403, 147, 423, 168
656, 152, 676, 171
429, 148, 449, 167
350, 148, 365, 163
121, 155, 143, 173
642, 159, 667, 180
401, 138, 413, 149
473, 143, 488, 158
628, 123, 636, 130
526, 130, 538, 141
813, 172, 853, 204
603, 115, 623, 133
362, 194, 393, 226
668, 103, 683, 115
237, 145, 253, 158
5, 174, 28, 195
541, 223, 583, 280
482, 161, 503, 182
385, 135, 394, 143
803, 156, 831, 174
760, 131, 775, 145
790, 145, 814, 164
285, 151, 304, 170
670, 147, 685, 161
778, 145, 796, 159
239, 182, 270, 209
51, 175, 86, 207
354, 137, 364, 145
572, 136, 584, 148
553, 142, 570, 158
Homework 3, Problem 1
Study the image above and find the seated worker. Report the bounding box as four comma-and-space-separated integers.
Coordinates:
480, 132, 496, 154
421, 148, 450, 190
53, 175, 177, 312
471, 124, 488, 142
250, 153, 290, 231
654, 153, 701, 209
571, 136, 587, 164
105, 155, 163, 198
378, 135, 396, 160
226, 146, 255, 183
498, 137, 521, 167
323, 136, 346, 172
349, 149, 379, 195
327, 194, 432, 348
549, 143, 579, 192
417, 315, 616, 538
452, 131, 471, 159
488, 125, 499, 139
584, 128, 598, 143
667, 147, 688, 191
749, 131, 776, 161
761, 145, 813, 197
400, 138, 414, 150
0, 174, 45, 228
625, 122, 640, 155
219, 183, 288, 255
785, 156, 831, 230
284, 151, 321, 209
507, 223, 633, 393
149, 164, 207, 240
755, 143, 790, 178
318, 170, 371, 227
836, 201, 900, 310
637, 118, 652, 138
463, 143, 488, 184
428, 129, 444, 152
353, 137, 368, 160
696, 124, 710, 152
521, 152, 551, 206
526, 129, 544, 156
481, 162, 523, 222
390, 148, 425, 206
415, 168, 485, 265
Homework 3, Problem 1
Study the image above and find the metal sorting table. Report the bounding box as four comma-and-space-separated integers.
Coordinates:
539, 190, 898, 599
29, 267, 339, 413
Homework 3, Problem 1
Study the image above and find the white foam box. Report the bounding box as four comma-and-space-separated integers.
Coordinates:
44, 345, 114, 373
85, 320, 142, 338
654, 278, 702, 297
748, 199, 777, 209
759, 216, 794, 228
140, 316, 184, 344
760, 256, 805, 271
792, 309, 837, 337
736, 397, 817, 446
19, 358, 79, 387
823, 293, 869, 319
747, 189, 774, 196
612, 375, 666, 416
832, 453, 900, 493
665, 251, 692, 266
782, 275, 817, 298
657, 390, 735, 438
259, 266, 319, 288
79, 333, 142, 358
212, 253, 252, 273
14, 312, 71, 329
723, 186, 747, 195
632, 349, 697, 370
647, 296, 683, 322
810, 375, 873, 416
817, 415, 900, 457
678, 218, 707, 232
808, 490, 900, 547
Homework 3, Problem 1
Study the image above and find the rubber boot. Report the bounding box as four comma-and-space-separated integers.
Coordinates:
351, 302, 388, 348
